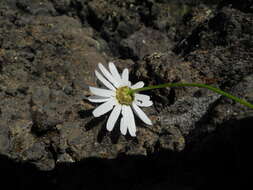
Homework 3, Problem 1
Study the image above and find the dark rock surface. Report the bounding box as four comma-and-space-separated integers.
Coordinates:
0, 0, 252, 189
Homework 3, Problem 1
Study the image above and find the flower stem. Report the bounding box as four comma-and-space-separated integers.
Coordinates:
130, 83, 253, 109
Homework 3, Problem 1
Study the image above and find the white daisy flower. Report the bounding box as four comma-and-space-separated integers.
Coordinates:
88, 62, 153, 137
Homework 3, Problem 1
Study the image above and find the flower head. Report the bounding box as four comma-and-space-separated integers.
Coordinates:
88, 62, 153, 136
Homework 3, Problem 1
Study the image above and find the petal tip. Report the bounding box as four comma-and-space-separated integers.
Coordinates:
106, 125, 113, 132
121, 131, 127, 135
92, 110, 99, 117
130, 132, 136, 137
147, 120, 152, 125
89, 86, 94, 91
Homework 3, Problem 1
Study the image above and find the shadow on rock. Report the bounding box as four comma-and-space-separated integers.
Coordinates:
2, 116, 251, 190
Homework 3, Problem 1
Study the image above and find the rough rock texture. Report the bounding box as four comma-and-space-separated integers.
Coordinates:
0, 0, 252, 189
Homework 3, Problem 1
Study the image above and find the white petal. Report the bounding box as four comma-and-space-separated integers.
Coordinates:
95, 70, 116, 91
88, 95, 111, 103
89, 86, 115, 97
135, 93, 150, 102
106, 104, 121, 131
135, 100, 153, 107
98, 63, 120, 87
125, 106, 136, 137
132, 102, 152, 125
108, 62, 122, 83
131, 81, 144, 89
121, 68, 129, 86
92, 98, 116, 117
120, 110, 127, 135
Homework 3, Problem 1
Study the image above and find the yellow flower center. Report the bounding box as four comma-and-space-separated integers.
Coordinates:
116, 86, 134, 105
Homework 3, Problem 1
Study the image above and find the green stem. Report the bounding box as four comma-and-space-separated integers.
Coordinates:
130, 83, 253, 109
